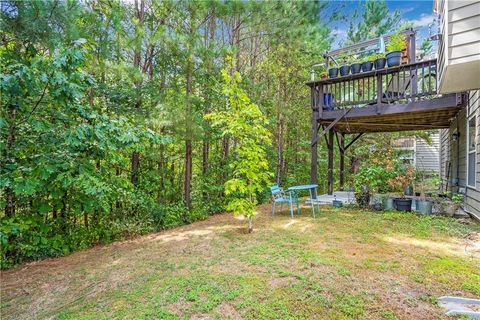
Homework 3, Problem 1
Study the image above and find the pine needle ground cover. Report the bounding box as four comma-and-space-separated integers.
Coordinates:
2, 205, 479, 320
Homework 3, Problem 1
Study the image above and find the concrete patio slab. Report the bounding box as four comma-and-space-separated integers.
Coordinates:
305, 191, 356, 205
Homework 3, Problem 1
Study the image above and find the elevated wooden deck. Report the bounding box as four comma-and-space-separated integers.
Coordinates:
308, 57, 468, 195
307, 59, 467, 133
319, 93, 464, 133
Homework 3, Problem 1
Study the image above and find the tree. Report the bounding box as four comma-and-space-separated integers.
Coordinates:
205, 65, 271, 233
346, 0, 400, 45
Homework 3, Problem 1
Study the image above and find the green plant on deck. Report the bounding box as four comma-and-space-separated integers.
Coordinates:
386, 33, 406, 52
368, 52, 385, 61
205, 63, 272, 233
349, 55, 361, 64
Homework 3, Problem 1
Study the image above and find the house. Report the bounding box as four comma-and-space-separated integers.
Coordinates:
436, 0, 480, 219
306, 0, 479, 219
393, 132, 441, 174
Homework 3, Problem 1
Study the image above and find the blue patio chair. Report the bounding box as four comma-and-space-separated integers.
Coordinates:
269, 185, 300, 218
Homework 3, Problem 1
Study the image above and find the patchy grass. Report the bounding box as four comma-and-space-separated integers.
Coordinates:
2, 205, 479, 319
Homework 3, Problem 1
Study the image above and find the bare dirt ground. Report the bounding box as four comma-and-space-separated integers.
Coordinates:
1, 204, 479, 319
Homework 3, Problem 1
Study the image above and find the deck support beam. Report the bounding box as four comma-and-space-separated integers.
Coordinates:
339, 133, 345, 191
310, 85, 321, 190
327, 129, 334, 195
335, 132, 364, 191
311, 109, 318, 186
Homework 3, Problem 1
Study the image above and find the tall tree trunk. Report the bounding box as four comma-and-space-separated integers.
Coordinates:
275, 81, 285, 185
202, 140, 209, 176
130, 0, 145, 186
158, 141, 165, 203
4, 106, 16, 217
183, 9, 194, 210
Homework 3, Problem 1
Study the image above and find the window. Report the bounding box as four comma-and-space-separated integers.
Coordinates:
467, 115, 477, 188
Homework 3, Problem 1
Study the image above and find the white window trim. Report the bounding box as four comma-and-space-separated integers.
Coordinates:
466, 111, 478, 189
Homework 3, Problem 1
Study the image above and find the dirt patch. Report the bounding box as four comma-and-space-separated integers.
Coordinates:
214, 301, 242, 319
268, 276, 297, 288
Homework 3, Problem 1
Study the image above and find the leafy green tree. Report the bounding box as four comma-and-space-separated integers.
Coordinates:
206, 66, 271, 233
0, 0, 334, 266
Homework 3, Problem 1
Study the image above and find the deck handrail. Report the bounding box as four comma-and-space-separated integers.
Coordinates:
308, 59, 438, 111
307, 59, 436, 87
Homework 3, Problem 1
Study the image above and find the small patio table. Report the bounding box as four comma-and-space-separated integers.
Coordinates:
286, 184, 320, 218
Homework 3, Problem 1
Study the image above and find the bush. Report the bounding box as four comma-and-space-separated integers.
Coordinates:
1, 216, 70, 268
1, 197, 226, 269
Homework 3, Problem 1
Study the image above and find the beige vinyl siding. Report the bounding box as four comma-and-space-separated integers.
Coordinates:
416, 133, 440, 173
437, 0, 480, 93
447, 0, 480, 64
465, 90, 480, 216
439, 90, 480, 218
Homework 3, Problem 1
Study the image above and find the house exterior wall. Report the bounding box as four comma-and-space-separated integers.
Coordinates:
416, 132, 440, 173
437, 0, 480, 93
394, 133, 440, 174
439, 90, 480, 218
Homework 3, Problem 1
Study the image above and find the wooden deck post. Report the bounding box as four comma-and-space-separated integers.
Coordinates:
311, 85, 319, 187
409, 30, 417, 97
327, 129, 334, 195
339, 133, 345, 191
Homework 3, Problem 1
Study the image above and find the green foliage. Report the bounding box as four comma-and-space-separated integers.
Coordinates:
206, 66, 272, 231
386, 33, 406, 52
367, 52, 385, 61
452, 193, 464, 204
0, 0, 330, 266
346, 0, 400, 45
354, 159, 397, 193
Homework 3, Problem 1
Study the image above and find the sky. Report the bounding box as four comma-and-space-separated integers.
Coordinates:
327, 0, 436, 49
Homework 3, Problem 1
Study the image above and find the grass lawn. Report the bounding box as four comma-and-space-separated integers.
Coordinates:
1, 204, 479, 319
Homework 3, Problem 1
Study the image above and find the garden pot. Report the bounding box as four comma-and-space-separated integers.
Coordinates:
386, 51, 402, 67
350, 63, 361, 74
361, 61, 373, 72
323, 93, 334, 108
374, 58, 386, 70
417, 200, 433, 215
332, 200, 343, 208
328, 67, 338, 78
339, 65, 350, 76
394, 198, 412, 212
383, 197, 395, 210
404, 186, 413, 196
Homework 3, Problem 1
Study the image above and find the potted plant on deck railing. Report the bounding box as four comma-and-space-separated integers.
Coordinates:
361, 55, 374, 72
339, 63, 350, 76
350, 56, 362, 74
370, 52, 386, 70
328, 66, 338, 78
386, 32, 406, 67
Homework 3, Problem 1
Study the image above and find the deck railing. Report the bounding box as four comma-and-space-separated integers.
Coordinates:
309, 59, 438, 111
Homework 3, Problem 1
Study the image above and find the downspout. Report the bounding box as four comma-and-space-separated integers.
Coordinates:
455, 114, 460, 192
